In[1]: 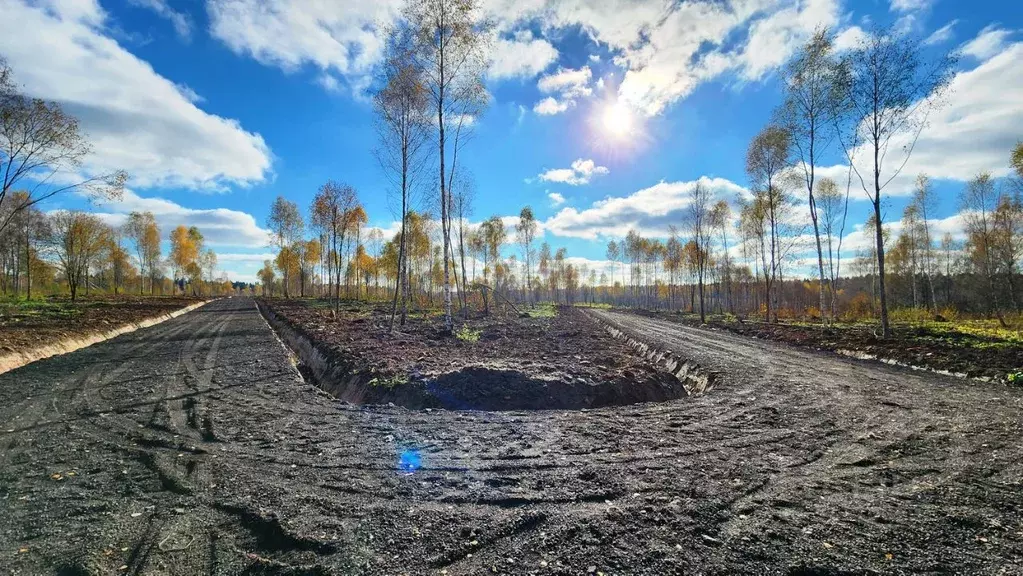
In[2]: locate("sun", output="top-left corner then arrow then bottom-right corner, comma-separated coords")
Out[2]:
601,102 -> 634,139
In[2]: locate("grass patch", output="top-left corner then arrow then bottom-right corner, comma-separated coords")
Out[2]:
367,374 -> 410,389
574,302 -> 612,310
524,303 -> 558,318
0,299 -> 81,322
455,325 -> 482,343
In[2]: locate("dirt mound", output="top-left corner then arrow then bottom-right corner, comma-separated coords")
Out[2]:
258,300 -> 688,411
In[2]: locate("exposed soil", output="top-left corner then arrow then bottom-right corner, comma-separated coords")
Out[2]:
258,298 -> 687,410
1,299 -> 1021,575
0,295 -> 199,354
634,309 -> 1023,382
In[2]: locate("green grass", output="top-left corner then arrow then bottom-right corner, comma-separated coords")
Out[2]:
573,302 -> 613,310
524,303 -> 558,318
455,325 -> 482,343
0,298 -> 81,322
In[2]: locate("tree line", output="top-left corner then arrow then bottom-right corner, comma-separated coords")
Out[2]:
261,15 -> 1022,337
0,199 -> 233,299
0,56 -> 241,300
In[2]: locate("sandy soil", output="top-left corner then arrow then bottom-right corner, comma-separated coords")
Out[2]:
0,298 -> 1020,575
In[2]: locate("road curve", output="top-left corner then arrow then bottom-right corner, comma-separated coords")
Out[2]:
0,299 -> 1020,575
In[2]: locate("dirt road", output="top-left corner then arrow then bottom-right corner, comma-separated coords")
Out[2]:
1,300 -> 1021,575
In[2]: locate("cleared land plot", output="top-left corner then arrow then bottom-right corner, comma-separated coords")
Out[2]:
633,308 -> 1023,383
259,298 -> 686,410
0,298 -> 1020,575
0,295 -> 199,354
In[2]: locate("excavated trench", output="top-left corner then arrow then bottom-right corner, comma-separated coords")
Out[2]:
257,301 -> 716,411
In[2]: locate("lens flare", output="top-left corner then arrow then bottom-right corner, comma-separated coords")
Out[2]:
398,449 -> 422,475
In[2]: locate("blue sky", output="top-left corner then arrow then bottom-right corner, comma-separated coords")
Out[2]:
2,0 -> 1020,283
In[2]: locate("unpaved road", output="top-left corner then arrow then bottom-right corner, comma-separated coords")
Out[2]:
1,299 -> 1021,575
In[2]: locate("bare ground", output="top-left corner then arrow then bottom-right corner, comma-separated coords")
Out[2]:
259,299 -> 685,410
0,295 -> 199,354
632,309 -> 1023,383
0,298 -> 1021,575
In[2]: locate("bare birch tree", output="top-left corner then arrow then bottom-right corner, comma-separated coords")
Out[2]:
746,125 -> 792,322
375,25 -> 431,329
777,28 -> 844,324
837,27 -> 956,337
687,182 -> 712,323
405,0 -> 491,333
0,58 -> 125,236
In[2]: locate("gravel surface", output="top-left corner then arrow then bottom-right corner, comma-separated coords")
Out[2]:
1,298 -> 1021,575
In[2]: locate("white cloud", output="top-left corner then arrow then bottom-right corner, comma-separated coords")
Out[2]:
923,20 -> 958,46
543,176 -> 747,240
216,252 -> 277,263
547,191 -> 566,206
537,66 -> 593,98
834,26 -> 866,52
538,159 -> 609,186
205,0 -> 849,116
735,0 -> 841,82
0,0 -> 272,190
533,96 -> 571,115
533,66 -> 594,115
89,188 -> 271,247
317,73 -> 342,92
889,0 -> 933,13
206,0 -> 401,93
824,39 -> 1023,197
490,30 -> 558,79
128,0 -> 192,40
959,25 -> 1014,60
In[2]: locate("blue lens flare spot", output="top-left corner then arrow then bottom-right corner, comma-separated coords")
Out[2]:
398,449 -> 422,475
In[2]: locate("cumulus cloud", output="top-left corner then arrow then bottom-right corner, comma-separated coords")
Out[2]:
533,66 -> 593,115
89,189 -> 271,247
490,30 -> 558,79
735,0 -> 841,82
834,26 -> 866,52
959,25 -> 1014,60
537,66 -> 593,98
820,37 -> 1023,196
206,0 -> 401,92
0,0 -> 272,190
538,159 -> 609,186
205,0 -> 850,116
543,176 -> 747,240
128,0 -> 192,40
547,191 -> 566,206
533,96 -> 571,115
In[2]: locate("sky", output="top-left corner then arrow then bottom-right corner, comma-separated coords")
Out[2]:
1,0 -> 1020,284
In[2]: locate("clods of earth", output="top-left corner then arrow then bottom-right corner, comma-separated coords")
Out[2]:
258,299 -> 687,410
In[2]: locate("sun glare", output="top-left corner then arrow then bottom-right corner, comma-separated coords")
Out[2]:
601,103 -> 634,139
